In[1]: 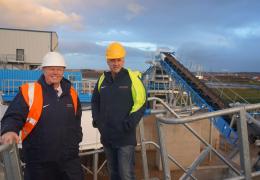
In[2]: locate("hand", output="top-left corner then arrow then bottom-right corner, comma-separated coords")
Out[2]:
1,132 -> 19,144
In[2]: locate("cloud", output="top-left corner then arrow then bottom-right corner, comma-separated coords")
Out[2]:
60,41 -> 105,55
97,29 -> 131,37
1,0 -> 260,72
64,53 -> 107,70
96,41 -> 157,51
126,2 -> 145,20
123,42 -> 156,51
0,0 -> 83,30
176,36 -> 260,72
61,40 -> 150,70
232,24 -> 260,38
61,40 -> 150,59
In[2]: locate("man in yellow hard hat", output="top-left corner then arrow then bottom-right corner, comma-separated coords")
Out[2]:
91,42 -> 146,180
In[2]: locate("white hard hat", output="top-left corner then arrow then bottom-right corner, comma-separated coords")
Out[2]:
41,52 -> 66,68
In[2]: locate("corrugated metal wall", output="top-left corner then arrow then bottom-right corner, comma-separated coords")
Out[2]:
0,69 -> 82,81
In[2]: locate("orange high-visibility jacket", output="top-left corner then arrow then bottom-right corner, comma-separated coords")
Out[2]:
20,82 -> 78,141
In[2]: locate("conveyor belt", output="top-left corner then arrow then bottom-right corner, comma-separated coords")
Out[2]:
160,52 -> 238,145
163,52 -> 229,112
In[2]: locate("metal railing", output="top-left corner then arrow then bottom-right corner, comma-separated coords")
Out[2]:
0,79 -> 96,95
0,143 -> 23,180
139,97 -> 198,180
0,79 -> 33,95
73,80 -> 96,94
0,54 -> 25,62
79,148 -> 106,180
155,101 -> 260,180
0,79 -> 95,102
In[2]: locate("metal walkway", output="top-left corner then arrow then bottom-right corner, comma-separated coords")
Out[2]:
147,97 -> 260,180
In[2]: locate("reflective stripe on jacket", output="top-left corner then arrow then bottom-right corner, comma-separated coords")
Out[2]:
20,82 -> 78,141
97,69 -> 146,113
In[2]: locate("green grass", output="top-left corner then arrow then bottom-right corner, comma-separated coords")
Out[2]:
213,88 -> 260,104
209,77 -> 260,86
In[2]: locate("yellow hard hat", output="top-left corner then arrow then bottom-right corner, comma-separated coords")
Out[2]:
106,42 -> 126,60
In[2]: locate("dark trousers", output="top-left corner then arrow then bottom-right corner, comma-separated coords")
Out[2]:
24,158 -> 84,180
103,145 -> 136,180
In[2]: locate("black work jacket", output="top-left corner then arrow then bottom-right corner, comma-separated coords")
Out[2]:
1,75 -> 82,163
91,68 -> 146,147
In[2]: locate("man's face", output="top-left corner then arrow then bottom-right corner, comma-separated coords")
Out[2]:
42,66 -> 65,85
107,58 -> 125,74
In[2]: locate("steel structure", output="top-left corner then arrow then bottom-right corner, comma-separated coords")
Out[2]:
156,102 -> 260,180
155,52 -> 238,145
0,143 -> 23,180
143,62 -> 193,110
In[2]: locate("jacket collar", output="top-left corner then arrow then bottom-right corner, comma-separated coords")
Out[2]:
38,74 -> 72,95
104,68 -> 128,81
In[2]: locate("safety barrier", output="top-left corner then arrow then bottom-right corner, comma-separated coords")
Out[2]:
0,79 -> 94,103
0,143 -> 23,180
0,69 -> 93,102
154,100 -> 260,180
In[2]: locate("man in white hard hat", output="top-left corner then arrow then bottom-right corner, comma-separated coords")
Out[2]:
1,52 -> 84,180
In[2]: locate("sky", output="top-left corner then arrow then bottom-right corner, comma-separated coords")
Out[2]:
1,0 -> 260,72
